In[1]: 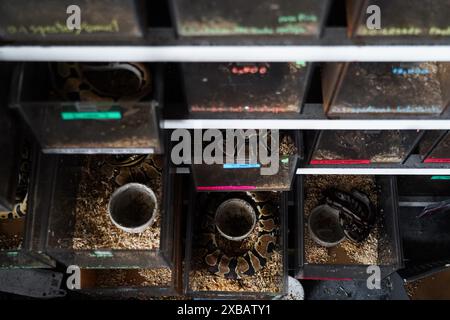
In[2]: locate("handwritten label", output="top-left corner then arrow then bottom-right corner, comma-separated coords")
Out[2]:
392,67 -> 430,75
358,26 -> 450,36
181,12 -> 318,36
6,19 -> 120,36
278,13 -> 317,24
331,105 -> 443,114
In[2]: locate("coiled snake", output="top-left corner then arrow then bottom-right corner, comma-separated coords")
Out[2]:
198,192 -> 280,280
1,63 -> 152,221
324,188 -> 376,243
51,62 -> 152,103
105,154 -> 162,190
0,146 -> 30,221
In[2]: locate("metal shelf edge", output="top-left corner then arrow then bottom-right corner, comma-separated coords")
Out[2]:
161,119 -> 450,130
3,45 -> 450,62
296,168 -> 450,175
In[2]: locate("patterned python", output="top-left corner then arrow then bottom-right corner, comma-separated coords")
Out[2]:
106,154 -> 162,189
51,62 -> 152,104
2,63 -> 152,220
199,192 -> 279,280
0,146 -> 30,221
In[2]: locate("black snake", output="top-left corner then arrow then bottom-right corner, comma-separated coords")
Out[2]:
197,192 -> 280,279
324,188 -> 376,243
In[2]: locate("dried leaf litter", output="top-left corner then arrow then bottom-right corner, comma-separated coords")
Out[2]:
304,175 -> 380,265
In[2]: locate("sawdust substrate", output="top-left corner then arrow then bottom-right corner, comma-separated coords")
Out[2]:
93,268 -> 172,288
69,156 -> 162,250
405,280 -> 422,299
280,134 -> 298,156
189,251 -> 283,294
0,233 -> 23,251
50,137 -> 158,150
189,192 -> 284,294
304,175 -> 380,265
0,219 -> 24,251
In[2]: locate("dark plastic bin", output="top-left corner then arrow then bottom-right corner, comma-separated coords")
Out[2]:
10,62 -> 163,154
415,131 -> 448,163
0,146 -> 55,269
295,175 -> 403,281
184,188 -> 289,298
308,130 -> 421,165
0,0 -> 146,43
190,130 -> 301,192
73,267 -> 181,298
0,104 -> 21,212
397,176 -> 450,282
0,63 -> 20,212
422,131 -> 450,164
34,146 -> 178,270
347,0 -> 450,38
182,62 -> 312,115
170,0 -> 330,38
322,62 -> 450,118
398,175 -> 450,202
303,272 -> 409,300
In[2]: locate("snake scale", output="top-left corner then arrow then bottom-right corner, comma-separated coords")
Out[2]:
324,188 -> 376,243
198,192 -> 280,280
105,154 -> 163,190
1,63 -> 151,221
0,145 -> 30,221
52,62 -> 152,103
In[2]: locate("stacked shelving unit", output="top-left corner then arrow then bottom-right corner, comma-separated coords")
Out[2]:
1,0 -> 449,300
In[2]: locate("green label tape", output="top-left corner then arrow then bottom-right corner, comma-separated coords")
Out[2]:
431,176 -> 450,180
61,111 -> 122,120
6,252 -> 19,257
90,250 -> 114,258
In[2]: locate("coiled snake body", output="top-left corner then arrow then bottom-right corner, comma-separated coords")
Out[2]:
52,62 -> 152,103
105,154 -> 162,189
198,192 -> 280,280
324,188 -> 376,243
0,146 -> 30,221
1,63 -> 151,221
